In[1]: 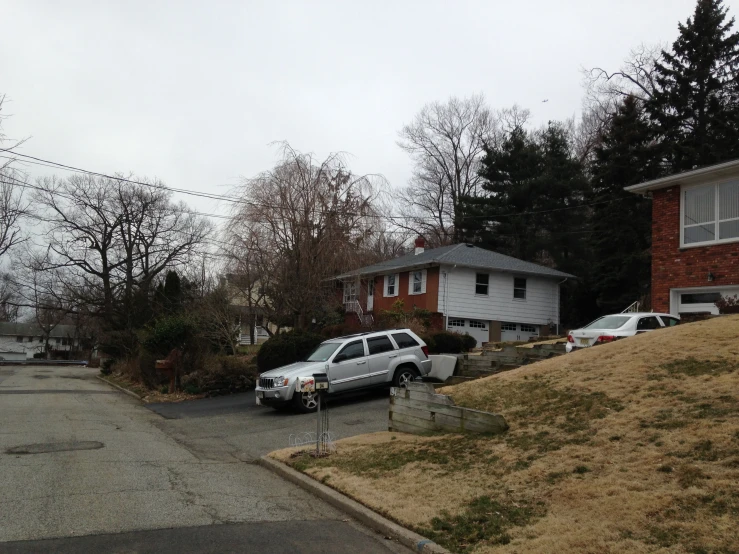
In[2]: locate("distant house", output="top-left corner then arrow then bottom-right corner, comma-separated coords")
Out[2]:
0,323 -> 84,359
221,274 -> 278,345
334,239 -> 574,346
626,159 -> 739,315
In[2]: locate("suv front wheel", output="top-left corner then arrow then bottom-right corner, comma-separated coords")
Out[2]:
393,366 -> 419,389
293,390 -> 319,413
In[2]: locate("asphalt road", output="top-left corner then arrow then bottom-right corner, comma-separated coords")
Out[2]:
146,387 -> 390,461
0,365 -> 401,553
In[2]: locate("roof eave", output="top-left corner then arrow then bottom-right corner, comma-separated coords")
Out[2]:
625,158 -> 739,194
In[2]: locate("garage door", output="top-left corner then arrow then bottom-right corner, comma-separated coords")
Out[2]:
675,286 -> 739,315
501,322 -> 540,342
446,318 -> 489,346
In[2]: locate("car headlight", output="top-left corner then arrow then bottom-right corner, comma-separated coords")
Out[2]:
273,376 -> 289,387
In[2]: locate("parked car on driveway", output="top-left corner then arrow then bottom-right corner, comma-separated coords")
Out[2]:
566,312 -> 679,353
255,329 -> 432,413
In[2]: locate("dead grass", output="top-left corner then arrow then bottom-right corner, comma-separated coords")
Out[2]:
102,372 -> 204,403
272,316 -> 739,553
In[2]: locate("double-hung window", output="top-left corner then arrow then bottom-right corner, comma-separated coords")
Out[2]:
408,270 -> 427,295
475,273 -> 489,295
513,277 -> 527,300
682,180 -> 739,246
384,274 -> 399,297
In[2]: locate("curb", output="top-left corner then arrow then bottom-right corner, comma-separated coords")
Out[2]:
96,375 -> 144,401
257,455 -> 450,554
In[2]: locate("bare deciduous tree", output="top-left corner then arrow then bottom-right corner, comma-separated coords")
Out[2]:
228,142 -> 387,328
0,95 -> 29,259
397,94 -> 497,244
32,174 -> 212,330
577,43 -> 663,162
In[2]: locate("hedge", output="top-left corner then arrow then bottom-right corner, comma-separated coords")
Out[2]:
256,329 -> 324,372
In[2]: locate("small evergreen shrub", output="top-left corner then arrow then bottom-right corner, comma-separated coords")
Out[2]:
256,330 -> 324,371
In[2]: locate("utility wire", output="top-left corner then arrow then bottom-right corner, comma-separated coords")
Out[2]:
0,149 -> 632,222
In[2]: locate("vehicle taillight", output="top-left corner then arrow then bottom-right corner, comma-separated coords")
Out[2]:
567,334 -> 574,343
596,335 -> 617,343
421,345 -> 429,358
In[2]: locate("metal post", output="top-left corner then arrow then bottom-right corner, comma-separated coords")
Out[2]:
315,393 -> 321,457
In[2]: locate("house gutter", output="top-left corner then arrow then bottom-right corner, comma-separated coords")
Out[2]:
625,158 -> 739,194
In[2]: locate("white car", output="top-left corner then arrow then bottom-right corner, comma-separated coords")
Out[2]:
566,312 -> 680,353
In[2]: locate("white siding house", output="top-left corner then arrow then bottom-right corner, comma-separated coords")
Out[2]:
438,265 -> 562,344
335,242 -> 574,346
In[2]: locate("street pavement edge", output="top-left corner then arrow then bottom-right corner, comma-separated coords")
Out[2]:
257,455 -> 450,554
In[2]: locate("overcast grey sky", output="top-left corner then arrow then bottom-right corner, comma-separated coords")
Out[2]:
2,0 -> 736,216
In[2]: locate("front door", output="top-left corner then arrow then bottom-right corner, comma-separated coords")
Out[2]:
366,279 -> 374,312
329,339 -> 369,392
366,335 -> 397,385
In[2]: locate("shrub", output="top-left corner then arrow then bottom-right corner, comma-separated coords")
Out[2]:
143,314 -> 199,356
378,299 -> 432,332
181,355 -> 259,396
715,294 -> 739,313
426,331 -> 464,354
460,333 -> 477,351
33,352 -> 45,359
256,329 -> 324,371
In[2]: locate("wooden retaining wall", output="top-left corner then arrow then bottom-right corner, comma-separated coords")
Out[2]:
389,382 -> 508,435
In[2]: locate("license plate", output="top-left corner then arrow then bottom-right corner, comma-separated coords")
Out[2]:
578,338 -> 590,346
256,391 -> 264,398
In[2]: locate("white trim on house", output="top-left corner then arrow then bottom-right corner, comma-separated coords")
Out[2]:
408,269 -> 427,295
625,158 -> 739,194
384,274 -> 399,297
669,285 -> 739,316
679,179 -> 739,248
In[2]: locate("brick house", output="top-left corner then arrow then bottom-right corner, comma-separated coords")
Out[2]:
334,239 -> 574,346
626,159 -> 739,315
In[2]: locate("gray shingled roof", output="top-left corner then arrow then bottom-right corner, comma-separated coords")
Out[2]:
0,322 -> 79,338
335,244 -> 575,280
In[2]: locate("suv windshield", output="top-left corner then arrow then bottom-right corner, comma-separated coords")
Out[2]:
583,315 -> 631,330
305,342 -> 341,362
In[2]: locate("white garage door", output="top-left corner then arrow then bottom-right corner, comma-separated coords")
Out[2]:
447,318 -> 489,346
501,322 -> 540,342
674,286 -> 739,315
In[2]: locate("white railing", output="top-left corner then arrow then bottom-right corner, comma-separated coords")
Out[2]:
621,301 -> 640,313
345,300 -> 374,327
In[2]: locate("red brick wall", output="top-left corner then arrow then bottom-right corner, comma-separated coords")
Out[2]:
371,267 -> 440,313
652,186 -> 739,312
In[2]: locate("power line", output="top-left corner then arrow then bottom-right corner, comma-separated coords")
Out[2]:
1,149 -> 632,222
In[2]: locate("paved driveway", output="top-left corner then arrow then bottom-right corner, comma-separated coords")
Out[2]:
0,365 -> 401,553
146,388 -> 390,461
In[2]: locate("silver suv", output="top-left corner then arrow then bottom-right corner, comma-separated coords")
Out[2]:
255,329 -> 432,412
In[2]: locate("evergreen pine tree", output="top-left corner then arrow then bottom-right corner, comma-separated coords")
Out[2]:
589,96 -> 662,312
461,126 -> 544,260
648,0 -> 739,171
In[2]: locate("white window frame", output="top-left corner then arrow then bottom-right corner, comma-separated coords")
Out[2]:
468,320 -> 487,329
448,318 -> 465,328
680,180 -> 739,248
501,322 -> 517,331
408,269 -> 427,295
384,274 -> 399,297
475,273 -> 489,296
343,281 -> 358,304
513,277 -> 527,300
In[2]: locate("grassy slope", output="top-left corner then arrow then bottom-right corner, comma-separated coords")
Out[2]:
273,317 -> 739,553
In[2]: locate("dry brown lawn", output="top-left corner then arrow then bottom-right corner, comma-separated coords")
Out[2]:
272,316 -> 739,553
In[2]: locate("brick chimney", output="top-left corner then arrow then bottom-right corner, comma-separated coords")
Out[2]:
414,236 -> 425,255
